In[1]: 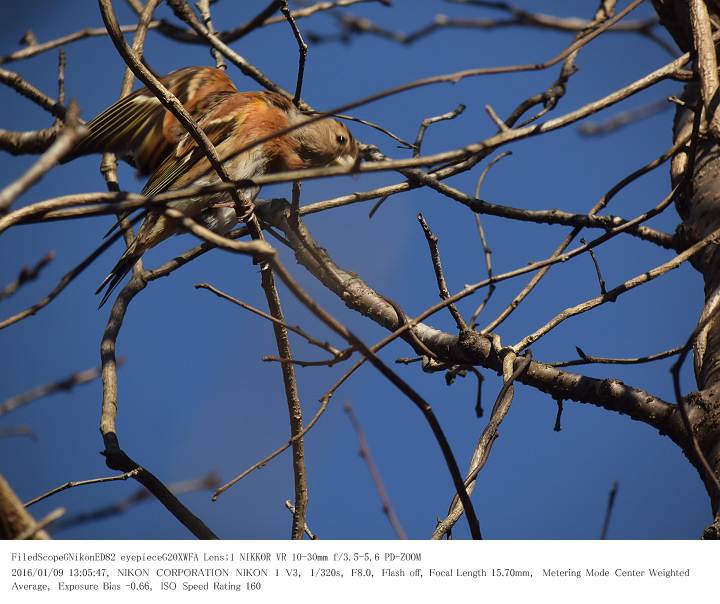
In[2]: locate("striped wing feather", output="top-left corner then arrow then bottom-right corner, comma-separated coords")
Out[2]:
69,66 -> 237,175
142,93 -> 291,197
141,109 -> 239,197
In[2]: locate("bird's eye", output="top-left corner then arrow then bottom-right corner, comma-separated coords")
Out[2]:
336,134 -> 347,145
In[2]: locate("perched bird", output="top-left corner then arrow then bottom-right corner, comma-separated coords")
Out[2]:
68,66 -> 358,306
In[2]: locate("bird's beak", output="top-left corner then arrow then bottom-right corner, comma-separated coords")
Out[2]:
331,153 -> 357,168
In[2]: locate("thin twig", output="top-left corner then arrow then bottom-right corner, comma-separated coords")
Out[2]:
600,481 -> 619,539
331,113 -> 414,148
417,213 -> 467,331
281,0 -> 308,105
550,345 -> 682,368
0,362 -> 115,417
442,364 -> 484,417
485,104 -> 510,131
344,402 -> 408,539
513,214 -> 714,352
582,238 -> 607,294
310,1 -> 670,53
195,283 -> 345,359
0,67 -> 65,118
0,122 -> 64,155
553,398 -> 564,432
0,226 -> 130,331
0,426 -> 36,440
195,0 -> 226,69
263,354 -> 347,367
0,23 -> 171,66
469,152 -> 511,328
214,332 -> 389,500
413,104 -> 466,156
258,262 -> 309,540
195,0 -> 283,43
481,133 -> 691,334
469,366 -> 485,418
0,251 -> 56,302
395,356 -> 422,365
125,1 -> 375,47
56,49 -> 66,107
24,469 -> 141,508
52,473 -> 220,532
578,98 -> 670,135
1,162 -> 676,245
0,103 -> 85,214
504,0 -> 615,128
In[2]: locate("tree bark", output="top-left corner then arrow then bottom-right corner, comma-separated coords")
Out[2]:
0,475 -> 49,539
654,0 -> 720,535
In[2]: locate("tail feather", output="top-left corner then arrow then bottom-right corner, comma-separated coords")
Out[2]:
96,245 -> 142,308
102,210 -> 133,239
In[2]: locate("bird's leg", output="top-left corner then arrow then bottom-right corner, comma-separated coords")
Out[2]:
233,189 -> 259,223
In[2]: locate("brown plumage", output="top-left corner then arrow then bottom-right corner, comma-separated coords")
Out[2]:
68,67 -> 358,306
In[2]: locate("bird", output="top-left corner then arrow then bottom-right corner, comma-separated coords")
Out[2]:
67,66 -> 359,306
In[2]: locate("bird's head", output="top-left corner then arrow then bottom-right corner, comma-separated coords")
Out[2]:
292,115 -> 359,169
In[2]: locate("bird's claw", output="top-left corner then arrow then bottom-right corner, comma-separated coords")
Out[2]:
234,199 -> 256,223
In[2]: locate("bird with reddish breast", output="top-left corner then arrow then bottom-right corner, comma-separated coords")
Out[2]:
68,66 -> 358,306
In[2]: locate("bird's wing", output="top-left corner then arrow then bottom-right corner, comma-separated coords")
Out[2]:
142,93 -> 291,198
141,110 -> 240,197
68,66 -> 237,175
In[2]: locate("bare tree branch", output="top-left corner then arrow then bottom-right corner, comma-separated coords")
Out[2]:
0,251 -> 55,302
0,103 -> 84,214
51,473 -> 220,532
14,507 -> 65,540
600,481 -> 619,539
344,402 -> 408,539
24,469 -> 141,508
0,475 -> 49,539
0,362 -> 112,417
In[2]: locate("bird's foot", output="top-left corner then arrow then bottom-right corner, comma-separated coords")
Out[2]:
233,199 -> 256,223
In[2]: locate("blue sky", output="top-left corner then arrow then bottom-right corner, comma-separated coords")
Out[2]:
0,1 -> 709,539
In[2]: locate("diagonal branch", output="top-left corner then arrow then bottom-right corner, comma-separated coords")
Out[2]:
0,251 -> 55,302
0,362 -> 110,417
0,104 -> 84,214
432,350 -> 531,539
344,402 -> 408,539
256,199 -> 682,442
